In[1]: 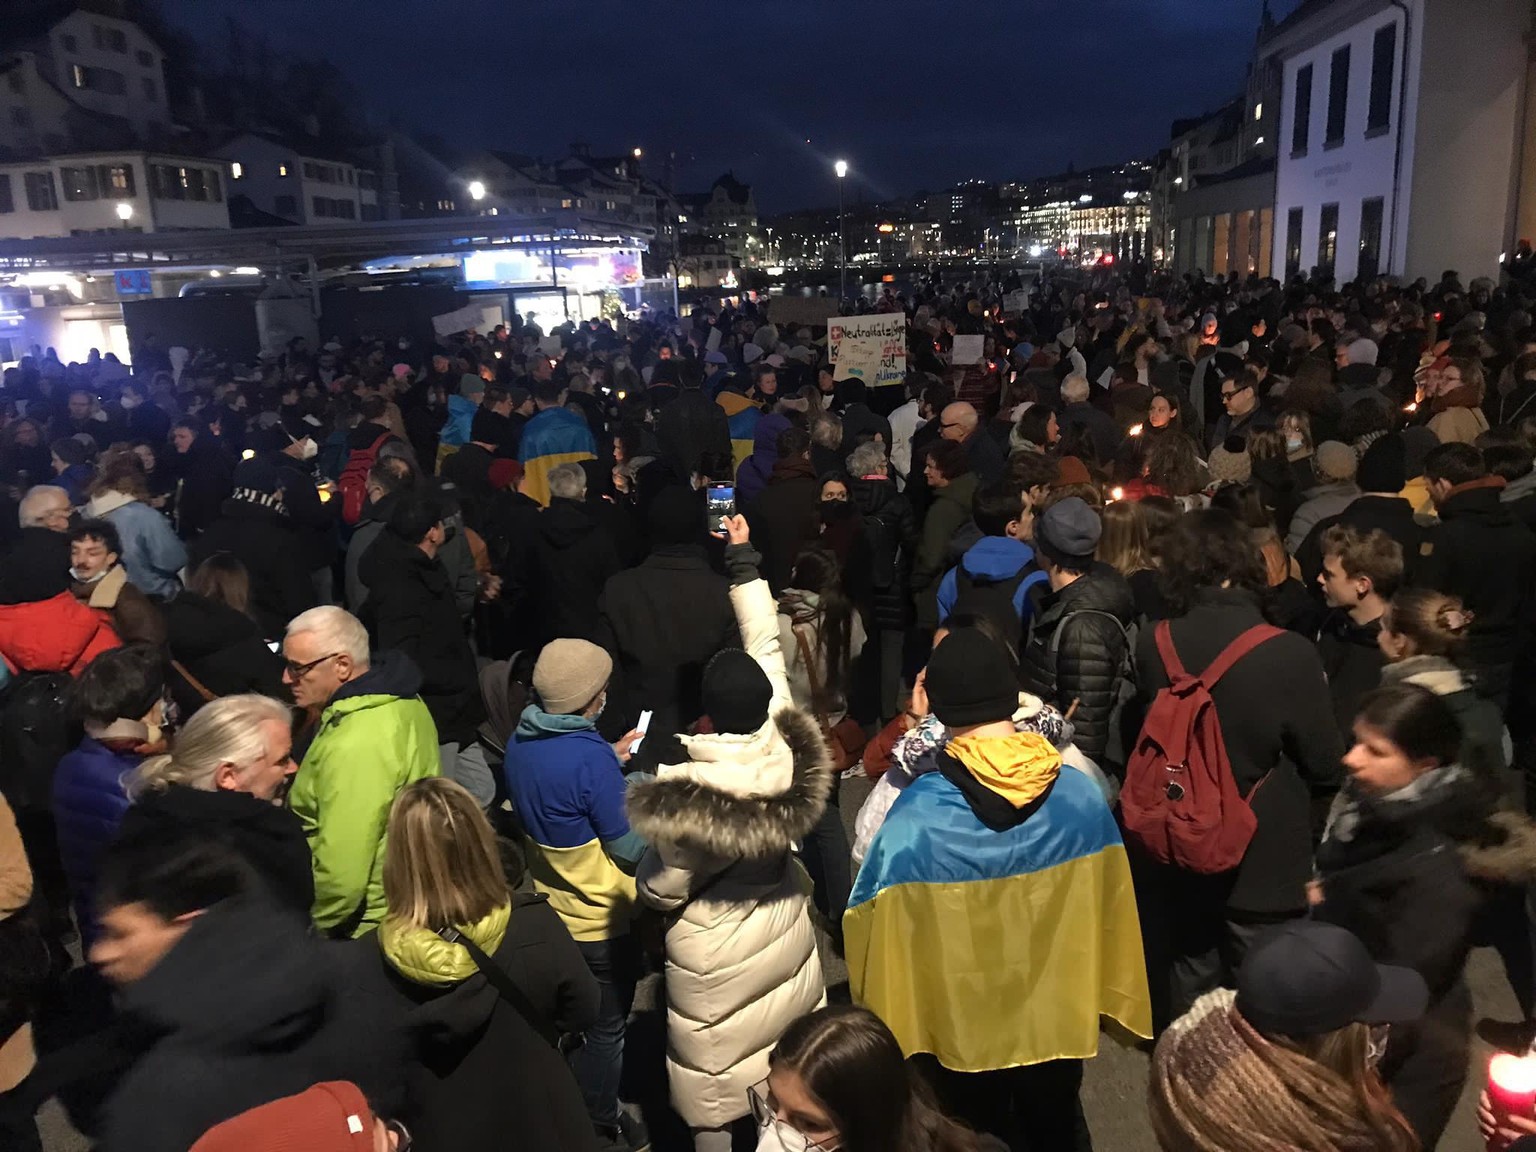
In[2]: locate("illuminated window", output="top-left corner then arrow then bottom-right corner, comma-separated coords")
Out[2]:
278,164 -> 288,177
1254,102 -> 1263,121
561,198 -> 573,208
231,162 -> 243,179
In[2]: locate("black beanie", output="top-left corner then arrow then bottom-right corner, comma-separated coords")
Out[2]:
926,628 -> 1018,728
648,485 -> 700,548
703,648 -> 772,734
1357,433 -> 1406,493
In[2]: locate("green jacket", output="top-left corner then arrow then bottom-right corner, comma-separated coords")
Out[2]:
913,471 -> 979,630
289,651 -> 440,937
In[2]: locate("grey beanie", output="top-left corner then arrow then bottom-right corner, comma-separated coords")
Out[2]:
533,638 -> 612,715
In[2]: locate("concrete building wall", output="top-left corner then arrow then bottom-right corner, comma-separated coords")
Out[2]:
44,10 -> 169,138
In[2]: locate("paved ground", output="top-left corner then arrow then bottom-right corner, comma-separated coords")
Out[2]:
38,774 -> 1511,1150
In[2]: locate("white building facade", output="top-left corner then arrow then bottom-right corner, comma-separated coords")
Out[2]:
1270,0 -> 1534,284
0,150 -> 229,238
217,133 -> 379,226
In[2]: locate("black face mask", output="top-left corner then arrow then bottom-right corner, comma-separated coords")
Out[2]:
819,500 -> 856,525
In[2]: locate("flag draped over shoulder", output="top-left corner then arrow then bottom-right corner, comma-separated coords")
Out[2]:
844,766 -> 1152,1072
518,407 -> 597,506
716,391 -> 762,473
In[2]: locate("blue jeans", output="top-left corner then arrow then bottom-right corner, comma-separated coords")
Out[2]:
572,934 -> 639,1129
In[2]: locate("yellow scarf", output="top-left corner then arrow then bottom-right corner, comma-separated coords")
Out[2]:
379,902 -> 511,986
946,731 -> 1062,809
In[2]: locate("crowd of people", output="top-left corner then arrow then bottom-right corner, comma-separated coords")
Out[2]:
0,259 -> 1534,1152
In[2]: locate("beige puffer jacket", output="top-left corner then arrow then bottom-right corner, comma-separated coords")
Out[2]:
628,570 -> 832,1130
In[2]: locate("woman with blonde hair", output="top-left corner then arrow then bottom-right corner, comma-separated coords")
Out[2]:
352,777 -> 602,1152
1152,920 -> 1424,1152
120,692 -> 312,919
1097,499 -> 1152,580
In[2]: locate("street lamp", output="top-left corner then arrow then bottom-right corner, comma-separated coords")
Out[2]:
834,160 -> 848,299
468,180 -> 486,202
115,202 -> 133,221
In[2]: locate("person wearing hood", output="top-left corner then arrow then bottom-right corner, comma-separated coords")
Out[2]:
353,778 -> 603,1152
1314,684 -> 1536,1147
503,640 -> 648,1150
81,451 -> 185,599
528,462 -> 623,646
82,826 -> 400,1152
359,492 -> 492,809
735,411 -> 793,509
0,520 -> 120,678
626,517 -> 832,1152
1316,527 -> 1402,739
438,373 -> 486,461
1284,441 -> 1362,555
187,458 -> 316,641
248,423 -> 336,599
283,606 -> 439,938
1418,442 -> 1536,705
169,416 -> 233,541
67,519 -> 164,646
600,486 -> 739,768
51,644 -> 168,948
846,626 -> 1151,1150
934,478 -> 1047,626
119,693 -> 312,920
48,436 -> 94,507
746,424 -> 821,594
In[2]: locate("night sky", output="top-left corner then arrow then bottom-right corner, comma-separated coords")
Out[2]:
165,0 -> 1299,213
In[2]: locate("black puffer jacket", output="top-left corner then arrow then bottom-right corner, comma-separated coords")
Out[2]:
847,476 -> 918,632
1019,563 -> 1135,764
532,497 -> 622,645
161,591 -> 286,716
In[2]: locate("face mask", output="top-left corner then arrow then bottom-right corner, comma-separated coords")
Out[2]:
70,565 -> 107,585
298,437 -> 318,460
756,1118 -> 815,1152
1286,435 -> 1304,453
120,396 -> 139,410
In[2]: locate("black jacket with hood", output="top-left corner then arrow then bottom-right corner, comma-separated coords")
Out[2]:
846,476 -> 918,632
350,893 -> 601,1152
532,497 -> 622,646
99,895 -> 401,1152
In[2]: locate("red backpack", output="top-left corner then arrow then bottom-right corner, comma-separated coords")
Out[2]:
337,432 -> 391,526
1119,620 -> 1282,874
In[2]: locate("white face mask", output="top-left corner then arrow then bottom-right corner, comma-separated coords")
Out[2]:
1286,435 -> 1304,453
756,1119 -> 815,1152
70,565 -> 107,585
298,437 -> 318,460
120,395 -> 139,410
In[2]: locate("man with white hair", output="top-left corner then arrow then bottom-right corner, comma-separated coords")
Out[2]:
1058,373 -> 1121,465
938,401 -> 1005,483
283,604 -> 438,938
18,485 -> 72,532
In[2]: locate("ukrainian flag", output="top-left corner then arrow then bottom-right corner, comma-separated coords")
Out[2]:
519,407 -> 597,506
716,391 -> 762,473
844,766 -> 1152,1072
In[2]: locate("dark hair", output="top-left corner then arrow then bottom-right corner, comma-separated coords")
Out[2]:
367,455 -> 415,497
70,518 -> 122,556
1476,426 -> 1534,481
770,1005 -> 984,1152
926,438 -> 970,481
95,824 -> 252,922
1014,406 -> 1057,449
73,643 -> 165,727
1354,683 -> 1462,768
973,478 -> 1024,538
1155,508 -> 1267,616
359,395 -> 390,422
1141,434 -> 1203,497
188,552 -> 251,615
1422,442 -> 1486,487
921,382 -> 953,414
1208,481 -> 1273,530
532,379 -> 564,405
837,378 -> 868,407
776,426 -> 812,460
483,385 -> 509,407
783,547 -> 855,710
1137,494 -> 1182,542
172,415 -> 203,435
1008,450 -> 1058,492
387,490 -> 446,545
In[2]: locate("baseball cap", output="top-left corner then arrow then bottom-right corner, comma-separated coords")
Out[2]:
1235,920 -> 1427,1037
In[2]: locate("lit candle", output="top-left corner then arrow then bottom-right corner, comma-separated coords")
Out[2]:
1488,1053 -> 1536,1123
1404,402 -> 1418,413
1128,424 -> 1144,437
1110,487 -> 1125,502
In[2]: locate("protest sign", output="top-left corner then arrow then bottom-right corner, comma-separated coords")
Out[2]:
828,313 -> 907,386
432,303 -> 490,338
1004,290 -> 1028,315
833,336 -> 886,383
951,334 -> 984,365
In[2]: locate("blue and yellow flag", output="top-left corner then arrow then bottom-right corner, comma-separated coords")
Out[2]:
518,407 -> 597,506
844,766 -> 1152,1072
716,390 -> 762,473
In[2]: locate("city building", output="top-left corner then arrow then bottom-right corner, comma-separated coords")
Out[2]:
216,131 -> 380,226
1269,0 -> 1535,283
0,148 -> 229,238
1,1 -> 172,151
1000,163 -> 1153,262
678,172 -> 760,265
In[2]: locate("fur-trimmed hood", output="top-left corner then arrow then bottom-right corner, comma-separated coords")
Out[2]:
1462,809 -> 1536,885
627,706 -> 832,860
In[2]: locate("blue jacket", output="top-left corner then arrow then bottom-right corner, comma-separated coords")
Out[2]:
935,536 -> 1047,624
97,498 -> 187,598
439,394 -> 479,449
57,463 -> 94,506
52,736 -> 140,939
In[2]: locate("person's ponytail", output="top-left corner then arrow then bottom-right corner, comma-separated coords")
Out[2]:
126,694 -> 293,801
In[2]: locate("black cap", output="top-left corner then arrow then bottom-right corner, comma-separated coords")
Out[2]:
1236,921 -> 1428,1036
925,628 -> 1018,728
703,648 -> 772,735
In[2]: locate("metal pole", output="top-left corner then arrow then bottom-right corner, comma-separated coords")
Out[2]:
838,177 -> 846,300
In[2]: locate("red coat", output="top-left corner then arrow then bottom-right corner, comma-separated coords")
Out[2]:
0,593 -> 120,676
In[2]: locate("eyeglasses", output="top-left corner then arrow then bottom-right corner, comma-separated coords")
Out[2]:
1220,386 -> 1248,401
749,1083 -> 839,1152
283,652 -> 341,679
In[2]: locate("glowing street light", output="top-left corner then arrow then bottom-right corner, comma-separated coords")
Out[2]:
834,160 -> 849,298
115,202 -> 133,221
632,147 -> 643,159
468,180 -> 486,202
834,159 -> 848,179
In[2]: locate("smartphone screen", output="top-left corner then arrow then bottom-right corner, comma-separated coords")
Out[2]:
706,483 -> 736,532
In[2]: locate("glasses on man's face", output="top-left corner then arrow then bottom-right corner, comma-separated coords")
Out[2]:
1220,386 -> 1245,402
749,1082 -> 838,1152
283,652 -> 340,680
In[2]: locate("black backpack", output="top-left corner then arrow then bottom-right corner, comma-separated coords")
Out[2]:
0,671 -> 79,813
952,564 -> 1036,631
